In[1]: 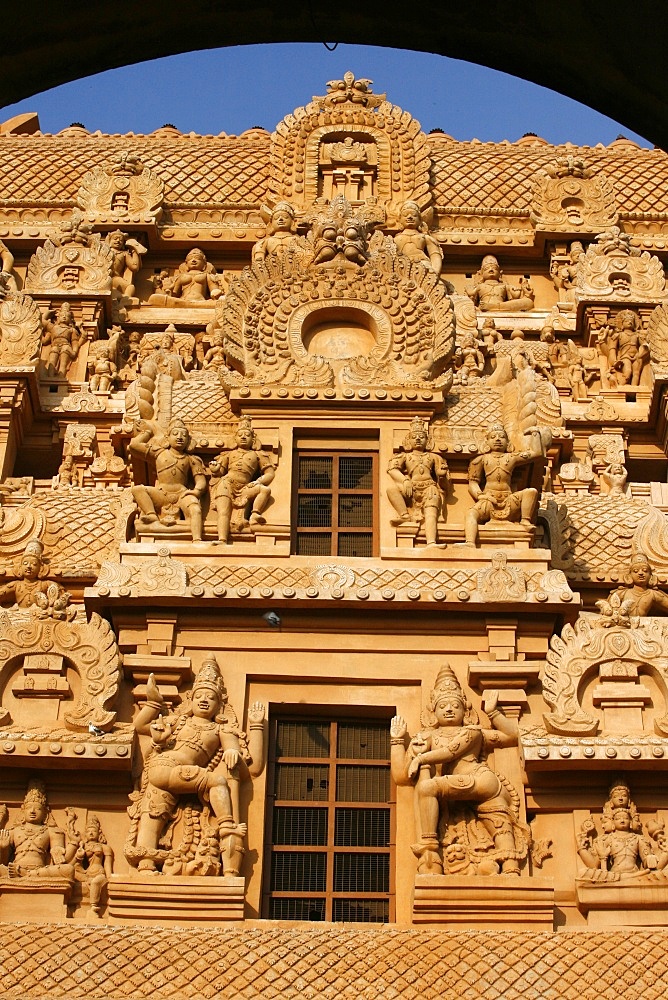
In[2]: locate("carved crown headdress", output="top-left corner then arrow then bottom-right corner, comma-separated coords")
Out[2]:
194,654 -> 227,701
429,664 -> 467,708
24,778 -> 48,807
23,538 -> 44,561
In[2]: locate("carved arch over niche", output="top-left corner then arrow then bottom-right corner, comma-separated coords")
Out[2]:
0,607 -> 121,731
270,99 -> 432,216
543,613 -> 668,736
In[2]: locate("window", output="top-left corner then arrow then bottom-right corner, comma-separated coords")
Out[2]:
293,452 -> 377,556
263,717 -> 394,923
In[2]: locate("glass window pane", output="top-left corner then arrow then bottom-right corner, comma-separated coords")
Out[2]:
271,852 -> 327,892
336,765 -> 390,802
337,533 -> 372,557
339,456 -> 373,490
337,723 -> 390,760
335,808 -> 390,847
298,495 -> 332,527
269,898 -> 326,921
299,456 -> 332,490
295,532 -> 332,555
276,721 -> 330,758
275,763 -> 330,801
334,852 -> 389,893
333,899 -> 389,923
274,807 -> 328,846
338,495 -> 373,528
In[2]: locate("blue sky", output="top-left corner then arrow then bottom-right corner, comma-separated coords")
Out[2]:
0,43 -> 651,147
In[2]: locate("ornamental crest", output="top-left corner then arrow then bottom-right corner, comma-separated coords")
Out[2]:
575,227 -> 667,303
26,231 -> 115,296
77,153 -> 164,222
0,281 -> 42,366
530,157 -> 618,232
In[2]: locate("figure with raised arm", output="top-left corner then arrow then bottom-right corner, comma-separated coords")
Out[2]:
467,255 -> 534,312
387,416 -> 449,546
208,416 -> 275,543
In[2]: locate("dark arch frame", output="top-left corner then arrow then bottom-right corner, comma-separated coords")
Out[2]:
1,1 -> 666,148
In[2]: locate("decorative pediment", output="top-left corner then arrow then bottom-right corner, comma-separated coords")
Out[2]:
0,600 -> 122,731
0,281 -> 42,366
543,613 -> 668,737
77,152 -> 164,223
575,227 -> 667,303
217,203 -> 454,391
25,220 -> 115,296
270,72 -> 432,217
530,157 -> 618,232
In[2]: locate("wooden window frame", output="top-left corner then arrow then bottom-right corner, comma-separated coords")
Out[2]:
262,715 -> 395,923
292,449 -> 378,557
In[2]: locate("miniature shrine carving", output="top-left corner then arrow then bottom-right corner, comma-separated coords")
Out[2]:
129,418 -> 206,540
391,665 -> 528,876
0,277 -> 42,367
467,255 -> 534,312
387,416 -> 449,546
530,158 -> 617,232
77,153 -> 165,223
596,310 -> 649,387
25,215 -> 115,296
126,657 -> 265,876
0,780 -> 74,882
577,780 -> 668,882
208,416 -> 275,543
464,424 -> 547,545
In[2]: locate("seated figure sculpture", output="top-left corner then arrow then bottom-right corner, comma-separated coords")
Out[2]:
208,416 -> 275,543
465,423 -> 546,545
393,201 -> 443,273
128,657 -> 265,875
599,552 -> 668,618
578,779 -> 668,882
148,248 -> 223,306
0,780 -> 75,881
391,665 -> 526,876
386,416 -> 449,546
468,255 -> 534,312
130,418 -> 206,540
0,538 -> 52,608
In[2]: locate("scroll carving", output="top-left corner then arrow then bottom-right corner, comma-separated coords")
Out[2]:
530,157 -> 618,232
77,153 -> 164,223
0,280 -> 42,367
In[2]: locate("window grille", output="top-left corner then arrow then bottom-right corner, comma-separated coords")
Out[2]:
293,452 -> 377,556
264,717 -> 394,922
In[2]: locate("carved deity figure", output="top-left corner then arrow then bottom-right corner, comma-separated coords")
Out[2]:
551,241 -> 584,306
88,344 -> 118,392
130,418 -> 207,540
597,309 -> 649,387
455,332 -> 485,381
601,553 -> 668,618
0,780 -> 75,881
467,255 -> 534,312
600,462 -> 628,497
202,330 -> 226,370
105,230 -> 146,301
578,779 -> 668,882
391,665 -> 526,876
252,203 -> 303,265
393,201 -> 443,273
208,416 -> 275,543
465,424 -> 545,545
68,810 -> 113,915
142,326 -> 191,379
310,196 -> 369,266
149,248 -> 222,306
387,416 -> 449,546
127,657 -> 265,875
42,302 -> 84,376
0,538 -> 53,608
0,239 -> 18,292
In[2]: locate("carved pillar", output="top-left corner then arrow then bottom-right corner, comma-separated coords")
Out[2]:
0,376 -> 35,480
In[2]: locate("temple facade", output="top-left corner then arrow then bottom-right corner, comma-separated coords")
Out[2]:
1,73 -> 668,997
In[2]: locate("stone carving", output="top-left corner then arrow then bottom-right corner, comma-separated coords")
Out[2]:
88,342 -> 118,392
394,201 -> 443,273
125,656 -> 265,876
208,416 -> 276,543
391,665 -> 528,876
531,158 -> 617,232
137,327 -> 192,379
578,780 -> 668,882
596,310 -> 649,387
136,547 -> 188,594
77,153 -> 164,222
465,424 -> 547,545
475,552 -> 527,602
202,330 -> 226,370
148,248 -> 223,307
600,462 -> 628,497
320,72 -> 386,109
575,227 -> 667,302
387,416 -> 449,546
0,278 -> 42,367
550,241 -> 584,308
0,538 -> 53,608
454,331 -> 485,382
67,810 -> 113,915
63,422 -> 96,459
0,780 -> 74,882
467,256 -> 534,312
130,418 -> 207,540
105,230 -> 146,317
252,202 -> 306,265
0,240 -> 18,292
646,302 -> 668,367
310,195 -> 370,266
598,553 -> 668,620
25,216 -> 115,295
217,212 -> 454,390
41,302 -> 85,376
